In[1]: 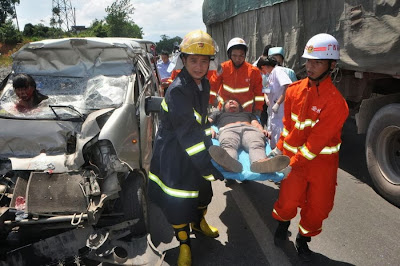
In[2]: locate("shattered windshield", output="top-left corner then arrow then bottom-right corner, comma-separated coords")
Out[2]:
0,74 -> 129,120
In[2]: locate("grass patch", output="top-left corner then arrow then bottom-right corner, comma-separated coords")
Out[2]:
0,55 -> 12,67
0,39 -> 31,67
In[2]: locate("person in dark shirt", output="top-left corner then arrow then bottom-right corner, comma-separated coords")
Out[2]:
208,99 -> 289,173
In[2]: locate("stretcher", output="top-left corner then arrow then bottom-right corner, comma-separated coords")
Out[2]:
210,128 -> 284,182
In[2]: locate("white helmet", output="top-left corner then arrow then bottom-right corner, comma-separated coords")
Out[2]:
302,33 -> 340,60
227,37 -> 248,55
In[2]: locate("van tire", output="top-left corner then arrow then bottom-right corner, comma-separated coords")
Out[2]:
119,171 -> 149,236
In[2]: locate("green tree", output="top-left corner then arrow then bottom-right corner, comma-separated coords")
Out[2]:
122,22 -> 142,38
21,23 -> 64,39
156,35 -> 182,54
0,19 -> 22,44
87,19 -> 108,37
31,24 -> 50,38
23,23 -> 35,37
104,0 -> 143,38
0,0 -> 19,25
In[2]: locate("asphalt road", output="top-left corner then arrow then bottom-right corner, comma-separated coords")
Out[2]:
149,118 -> 400,266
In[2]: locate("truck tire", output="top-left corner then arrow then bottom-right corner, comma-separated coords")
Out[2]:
119,171 -> 149,236
366,103 -> 400,207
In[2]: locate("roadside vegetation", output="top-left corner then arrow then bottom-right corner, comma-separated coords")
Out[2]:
0,0 -> 181,66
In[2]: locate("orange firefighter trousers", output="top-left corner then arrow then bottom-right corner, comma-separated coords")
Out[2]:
272,153 -> 339,237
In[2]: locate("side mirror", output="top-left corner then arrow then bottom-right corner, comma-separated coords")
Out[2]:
145,96 -> 163,115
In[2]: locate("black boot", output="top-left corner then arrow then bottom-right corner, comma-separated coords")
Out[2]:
274,220 -> 290,246
295,233 -> 313,262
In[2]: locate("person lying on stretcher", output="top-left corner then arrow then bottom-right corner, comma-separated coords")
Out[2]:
208,99 -> 290,173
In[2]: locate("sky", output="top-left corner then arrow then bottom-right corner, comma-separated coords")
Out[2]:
14,0 -> 206,42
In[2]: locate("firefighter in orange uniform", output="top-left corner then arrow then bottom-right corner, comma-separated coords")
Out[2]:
271,33 -> 349,261
209,37 -> 264,115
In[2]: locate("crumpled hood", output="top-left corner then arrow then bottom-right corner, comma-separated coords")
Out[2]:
0,119 -> 79,158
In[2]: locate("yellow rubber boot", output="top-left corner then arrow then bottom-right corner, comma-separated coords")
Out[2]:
177,244 -> 191,266
191,207 -> 219,238
172,224 -> 192,266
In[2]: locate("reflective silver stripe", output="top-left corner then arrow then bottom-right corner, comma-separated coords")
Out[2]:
217,95 -> 224,103
300,145 -> 316,160
282,128 -> 289,137
283,141 -> 298,154
299,224 -> 310,235
161,99 -> 168,112
204,128 -> 212,136
223,84 -> 249,93
186,142 -> 206,156
242,99 -> 254,108
255,96 -> 264,102
299,223 -> 321,235
291,113 -> 319,130
272,208 -> 289,221
210,91 -> 217,96
203,174 -> 216,181
193,109 -> 202,124
283,141 -> 341,158
149,172 -> 199,198
320,143 -> 341,154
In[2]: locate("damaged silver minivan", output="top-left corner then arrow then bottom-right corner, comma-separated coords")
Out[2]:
0,38 -> 164,265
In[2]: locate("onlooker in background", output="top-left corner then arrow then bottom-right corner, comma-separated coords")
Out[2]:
209,37 -> 264,116
257,56 -> 291,149
268,47 -> 297,82
157,50 -> 172,94
157,50 -> 172,79
172,41 -> 180,55
253,44 -> 272,67
254,44 -> 273,128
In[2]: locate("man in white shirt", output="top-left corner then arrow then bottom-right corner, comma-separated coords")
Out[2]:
157,50 -> 172,93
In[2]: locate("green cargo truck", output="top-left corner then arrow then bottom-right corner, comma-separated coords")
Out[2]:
203,0 -> 400,206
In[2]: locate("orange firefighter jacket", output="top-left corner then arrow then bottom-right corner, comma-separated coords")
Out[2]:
277,77 -> 349,169
209,60 -> 264,112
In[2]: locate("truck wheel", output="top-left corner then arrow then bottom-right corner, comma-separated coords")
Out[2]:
119,171 -> 149,236
366,103 -> 400,207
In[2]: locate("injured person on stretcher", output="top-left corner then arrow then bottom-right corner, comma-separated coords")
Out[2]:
208,99 -> 290,174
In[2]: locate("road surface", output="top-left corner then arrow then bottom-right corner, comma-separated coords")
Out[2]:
149,118 -> 400,265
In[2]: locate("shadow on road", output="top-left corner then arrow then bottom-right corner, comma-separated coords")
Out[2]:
274,238 -> 355,266
339,118 -> 372,186
148,178 -> 358,265
148,200 -> 227,266
237,180 -> 356,266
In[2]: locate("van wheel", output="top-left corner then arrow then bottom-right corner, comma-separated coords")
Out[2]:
119,171 -> 149,236
366,104 -> 400,207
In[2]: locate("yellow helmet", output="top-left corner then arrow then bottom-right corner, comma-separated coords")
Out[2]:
180,30 -> 218,56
